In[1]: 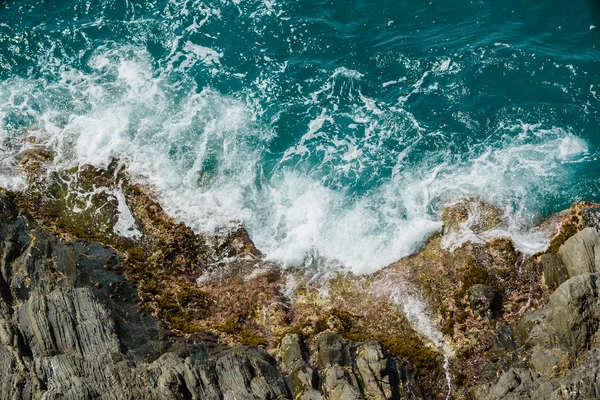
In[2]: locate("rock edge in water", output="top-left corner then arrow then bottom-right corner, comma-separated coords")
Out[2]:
0,190 -> 428,400
7,156 -> 600,399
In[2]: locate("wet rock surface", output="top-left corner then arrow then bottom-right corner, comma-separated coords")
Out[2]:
472,206 -> 600,400
466,284 -> 502,320
0,192 -> 426,399
7,159 -> 450,398
8,157 -> 600,399
540,253 -> 568,290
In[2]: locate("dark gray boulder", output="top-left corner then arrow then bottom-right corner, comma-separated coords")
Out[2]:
540,253 -> 568,290
548,273 -> 600,355
467,284 -> 502,319
317,331 -> 350,369
487,368 -> 540,400
558,227 -> 600,278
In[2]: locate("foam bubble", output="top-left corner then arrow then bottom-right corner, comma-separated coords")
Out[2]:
332,67 -> 364,80
183,41 -> 223,66
557,135 -> 588,161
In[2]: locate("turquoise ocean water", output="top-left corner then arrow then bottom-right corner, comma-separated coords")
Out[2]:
1,0 -> 599,273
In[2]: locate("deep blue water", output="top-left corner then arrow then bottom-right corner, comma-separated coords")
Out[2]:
1,0 -> 599,272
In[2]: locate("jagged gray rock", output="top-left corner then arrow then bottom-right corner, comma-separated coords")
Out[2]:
317,331 -> 349,369
280,334 -> 322,399
0,193 -> 424,400
514,309 -> 549,346
0,193 -> 289,400
530,348 -> 600,399
277,333 -> 424,400
481,353 -> 600,400
280,333 -> 305,370
558,227 -> 600,278
487,368 -> 540,400
528,345 -> 569,377
477,223 -> 600,400
316,332 -> 361,399
548,273 -> 600,355
0,194 -> 289,400
540,253 -> 568,290
322,365 -> 363,400
514,309 -> 558,350
355,342 -> 394,400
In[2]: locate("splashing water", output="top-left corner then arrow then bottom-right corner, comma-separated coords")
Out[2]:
389,284 -> 454,398
0,0 -> 599,274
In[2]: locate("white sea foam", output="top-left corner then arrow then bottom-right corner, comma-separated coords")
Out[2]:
112,189 -> 142,238
421,131 -> 589,255
0,42 -> 591,275
249,172 -> 442,274
184,41 -> 223,66
332,67 -> 364,80
387,283 -> 453,398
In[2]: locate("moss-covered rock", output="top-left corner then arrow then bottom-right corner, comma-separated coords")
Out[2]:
546,201 -> 599,254
20,156 -> 600,398
441,198 -> 505,234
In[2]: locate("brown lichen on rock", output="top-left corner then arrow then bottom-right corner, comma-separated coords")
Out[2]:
18,146 -> 55,182
18,154 -> 590,398
12,155 -> 267,341
388,200 -> 547,390
441,198 -> 505,234
546,201 -> 600,253
15,161 -> 123,243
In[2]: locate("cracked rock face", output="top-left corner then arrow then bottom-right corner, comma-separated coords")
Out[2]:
558,227 -> 600,278
279,333 -> 422,400
475,219 -> 600,400
0,192 -> 290,400
0,192 -> 425,400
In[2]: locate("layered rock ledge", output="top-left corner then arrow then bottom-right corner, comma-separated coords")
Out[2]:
4,154 -> 600,399
0,191 -> 423,400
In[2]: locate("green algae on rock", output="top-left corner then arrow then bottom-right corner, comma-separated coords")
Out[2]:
11,151 -> 600,399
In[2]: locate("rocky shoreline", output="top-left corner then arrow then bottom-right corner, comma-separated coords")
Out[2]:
2,154 -> 600,399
